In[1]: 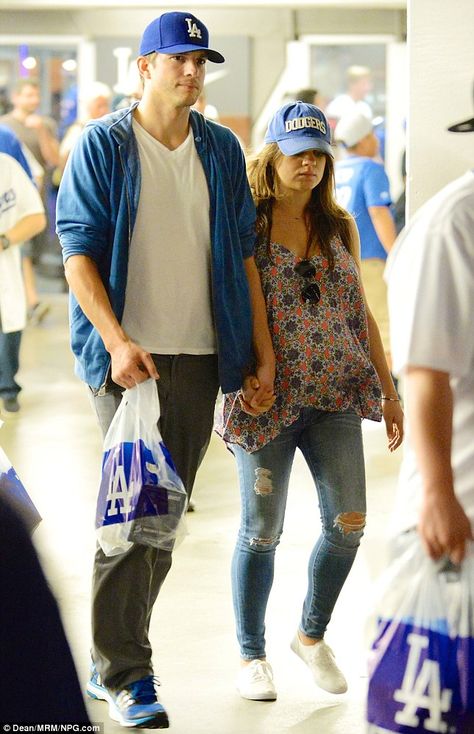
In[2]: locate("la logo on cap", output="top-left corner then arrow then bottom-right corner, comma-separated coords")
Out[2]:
185,17 -> 202,39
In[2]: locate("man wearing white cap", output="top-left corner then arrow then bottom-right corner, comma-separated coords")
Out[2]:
334,110 -> 397,367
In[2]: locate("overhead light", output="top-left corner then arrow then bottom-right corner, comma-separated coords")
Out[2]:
22,56 -> 37,70
62,59 -> 77,72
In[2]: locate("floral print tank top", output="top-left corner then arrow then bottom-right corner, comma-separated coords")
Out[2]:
220,236 -> 382,453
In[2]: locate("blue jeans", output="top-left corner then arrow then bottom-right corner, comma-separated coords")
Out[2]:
231,408 -> 366,660
0,329 -> 22,399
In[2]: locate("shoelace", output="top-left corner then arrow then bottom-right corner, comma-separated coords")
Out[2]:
118,675 -> 162,708
248,661 -> 273,683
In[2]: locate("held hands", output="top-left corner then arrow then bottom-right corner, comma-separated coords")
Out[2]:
418,491 -> 473,565
239,374 -> 276,417
382,398 -> 404,451
110,340 -> 159,389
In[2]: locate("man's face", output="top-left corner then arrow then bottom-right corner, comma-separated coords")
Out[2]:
352,75 -> 372,101
13,84 -> 40,115
143,50 -> 207,108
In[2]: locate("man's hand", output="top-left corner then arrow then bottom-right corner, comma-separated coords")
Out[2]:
418,490 -> 473,565
239,375 -> 275,416
110,340 -> 159,389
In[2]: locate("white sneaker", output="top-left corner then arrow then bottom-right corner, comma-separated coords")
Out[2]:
236,659 -> 277,701
290,633 -> 348,694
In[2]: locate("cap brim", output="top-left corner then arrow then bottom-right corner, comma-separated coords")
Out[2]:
275,137 -> 334,158
447,116 -> 474,133
144,43 -> 225,63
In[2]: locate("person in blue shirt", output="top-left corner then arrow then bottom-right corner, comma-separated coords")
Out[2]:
334,110 -> 397,368
0,124 -> 33,177
56,11 -> 274,729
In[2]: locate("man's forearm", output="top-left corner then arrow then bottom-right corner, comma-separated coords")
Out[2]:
2,213 -> 46,245
405,367 -> 454,496
368,205 -> 397,254
38,125 -> 60,168
64,254 -> 127,353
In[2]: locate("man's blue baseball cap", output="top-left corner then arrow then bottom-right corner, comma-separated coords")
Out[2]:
265,101 -> 333,157
139,12 -> 225,64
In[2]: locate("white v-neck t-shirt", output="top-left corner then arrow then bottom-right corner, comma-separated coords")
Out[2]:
121,120 -> 216,354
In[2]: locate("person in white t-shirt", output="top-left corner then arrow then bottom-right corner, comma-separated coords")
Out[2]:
0,152 -> 46,415
57,82 -> 112,177
326,66 -> 373,130
386,106 -> 474,565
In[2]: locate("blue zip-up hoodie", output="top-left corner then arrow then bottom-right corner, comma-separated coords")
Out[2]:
56,104 -> 256,393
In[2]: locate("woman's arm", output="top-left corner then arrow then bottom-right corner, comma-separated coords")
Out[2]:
347,217 -> 403,450
241,255 -> 276,414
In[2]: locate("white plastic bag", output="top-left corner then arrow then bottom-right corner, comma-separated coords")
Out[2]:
95,379 -> 188,556
366,536 -> 474,733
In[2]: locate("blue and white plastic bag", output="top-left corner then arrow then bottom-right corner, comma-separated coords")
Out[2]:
0,438 -> 42,533
96,379 -> 188,556
367,538 -> 474,734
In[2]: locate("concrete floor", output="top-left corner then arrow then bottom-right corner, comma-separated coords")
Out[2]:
1,294 -> 402,733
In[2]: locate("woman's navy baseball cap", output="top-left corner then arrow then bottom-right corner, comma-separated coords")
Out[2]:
139,12 -> 225,64
265,102 -> 333,157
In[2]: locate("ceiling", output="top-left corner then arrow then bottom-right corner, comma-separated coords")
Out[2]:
0,0 -> 406,8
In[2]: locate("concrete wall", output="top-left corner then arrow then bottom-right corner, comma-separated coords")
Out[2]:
407,0 -> 474,217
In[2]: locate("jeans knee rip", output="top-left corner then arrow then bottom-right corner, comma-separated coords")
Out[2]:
250,536 -> 277,547
334,511 -> 366,535
253,468 -> 273,496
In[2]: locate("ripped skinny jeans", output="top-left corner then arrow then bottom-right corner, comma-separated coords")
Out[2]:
231,408 -> 366,660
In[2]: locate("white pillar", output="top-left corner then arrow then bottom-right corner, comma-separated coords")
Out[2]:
407,0 -> 474,218
385,41 -> 408,202
77,40 -> 97,120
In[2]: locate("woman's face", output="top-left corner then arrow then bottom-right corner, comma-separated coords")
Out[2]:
275,149 -> 327,195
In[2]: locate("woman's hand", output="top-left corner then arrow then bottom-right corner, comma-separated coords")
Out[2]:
239,375 -> 276,416
382,398 -> 404,451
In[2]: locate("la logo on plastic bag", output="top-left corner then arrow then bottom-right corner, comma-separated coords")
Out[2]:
95,380 -> 188,556
105,454 -> 134,519
99,439 -> 169,525
367,620 -> 472,733
394,632 -> 452,731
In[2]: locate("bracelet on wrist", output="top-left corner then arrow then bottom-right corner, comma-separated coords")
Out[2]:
382,396 -> 400,401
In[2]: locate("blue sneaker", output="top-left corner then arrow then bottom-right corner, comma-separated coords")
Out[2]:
87,666 -> 169,728
86,664 -> 107,701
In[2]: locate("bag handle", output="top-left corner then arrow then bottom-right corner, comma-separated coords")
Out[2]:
125,378 -> 160,430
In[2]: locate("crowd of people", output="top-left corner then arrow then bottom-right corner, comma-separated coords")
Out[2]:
1,9 -> 472,730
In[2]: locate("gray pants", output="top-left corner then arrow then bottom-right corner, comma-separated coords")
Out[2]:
90,354 -> 220,691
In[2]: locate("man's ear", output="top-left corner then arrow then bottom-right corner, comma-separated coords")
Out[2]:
137,55 -> 151,80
